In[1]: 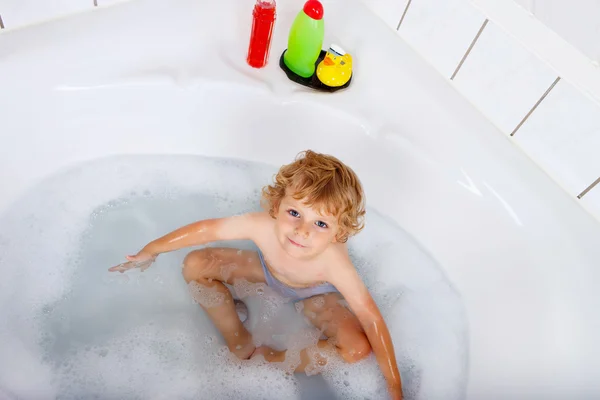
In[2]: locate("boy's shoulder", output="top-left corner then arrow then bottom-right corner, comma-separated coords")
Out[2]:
209,211 -> 273,242
238,211 -> 272,224
232,211 -> 274,236
322,243 -> 368,298
322,241 -> 354,272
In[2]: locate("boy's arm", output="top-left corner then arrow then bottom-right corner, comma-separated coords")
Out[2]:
328,258 -> 403,400
139,213 -> 261,256
109,213 -> 263,272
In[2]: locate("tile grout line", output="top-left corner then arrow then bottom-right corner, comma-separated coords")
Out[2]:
0,14 -> 4,29
510,76 -> 561,136
577,177 -> 600,199
450,19 -> 488,81
396,0 -> 412,31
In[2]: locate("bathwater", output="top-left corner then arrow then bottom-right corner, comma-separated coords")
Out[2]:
0,155 -> 467,400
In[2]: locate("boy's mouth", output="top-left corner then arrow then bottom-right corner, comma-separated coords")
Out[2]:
288,238 -> 306,248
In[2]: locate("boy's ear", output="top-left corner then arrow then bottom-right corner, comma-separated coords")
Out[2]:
272,201 -> 281,218
332,227 -> 346,243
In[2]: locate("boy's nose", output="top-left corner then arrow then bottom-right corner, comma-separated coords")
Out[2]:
295,223 -> 310,238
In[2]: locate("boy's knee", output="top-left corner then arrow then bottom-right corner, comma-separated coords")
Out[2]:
340,333 -> 371,364
182,249 -> 216,283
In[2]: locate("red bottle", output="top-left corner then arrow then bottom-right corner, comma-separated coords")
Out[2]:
247,0 -> 277,68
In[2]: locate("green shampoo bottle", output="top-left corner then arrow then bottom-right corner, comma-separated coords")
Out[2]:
283,0 -> 324,78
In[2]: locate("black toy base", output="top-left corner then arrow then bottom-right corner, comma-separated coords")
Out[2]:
279,50 -> 352,93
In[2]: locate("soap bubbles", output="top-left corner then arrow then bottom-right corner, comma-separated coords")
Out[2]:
0,155 -> 467,399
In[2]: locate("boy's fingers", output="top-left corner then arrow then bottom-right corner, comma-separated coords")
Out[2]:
141,259 -> 155,271
109,258 -> 154,273
109,262 -> 131,272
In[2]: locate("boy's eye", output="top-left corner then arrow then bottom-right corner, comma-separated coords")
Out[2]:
288,209 -> 300,218
315,221 -> 328,228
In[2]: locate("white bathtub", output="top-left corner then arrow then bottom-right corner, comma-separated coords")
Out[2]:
1,0 -> 599,399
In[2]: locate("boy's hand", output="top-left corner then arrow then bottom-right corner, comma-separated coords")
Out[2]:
108,251 -> 156,273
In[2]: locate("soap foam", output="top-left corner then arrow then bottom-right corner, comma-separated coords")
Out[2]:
188,281 -> 227,308
0,155 -> 467,399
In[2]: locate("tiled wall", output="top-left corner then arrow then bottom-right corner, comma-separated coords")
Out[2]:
365,0 -> 600,222
512,0 -> 600,63
1,0 -> 599,221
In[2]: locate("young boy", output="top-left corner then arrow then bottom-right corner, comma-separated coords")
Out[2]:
109,150 -> 403,399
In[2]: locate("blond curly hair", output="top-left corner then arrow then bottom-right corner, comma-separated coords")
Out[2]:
262,150 -> 366,243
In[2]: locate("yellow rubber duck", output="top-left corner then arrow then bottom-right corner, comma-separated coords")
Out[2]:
316,44 -> 353,88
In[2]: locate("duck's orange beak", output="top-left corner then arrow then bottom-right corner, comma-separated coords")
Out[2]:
323,56 -> 335,66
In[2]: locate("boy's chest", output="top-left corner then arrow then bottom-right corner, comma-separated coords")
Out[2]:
263,250 -> 328,287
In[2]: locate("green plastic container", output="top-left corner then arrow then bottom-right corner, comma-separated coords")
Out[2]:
283,0 -> 324,79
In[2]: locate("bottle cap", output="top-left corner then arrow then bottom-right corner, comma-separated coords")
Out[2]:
257,0 -> 275,8
303,0 -> 323,20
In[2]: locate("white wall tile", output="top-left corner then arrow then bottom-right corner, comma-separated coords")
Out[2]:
525,0 -> 600,63
581,183 -> 600,222
513,80 -> 600,195
0,0 -> 92,29
452,20 -> 557,134
397,0 -> 485,77
96,0 -> 128,6
362,0 -> 409,31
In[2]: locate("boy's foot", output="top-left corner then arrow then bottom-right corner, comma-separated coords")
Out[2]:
226,328 -> 256,359
234,299 -> 248,323
252,346 -> 286,363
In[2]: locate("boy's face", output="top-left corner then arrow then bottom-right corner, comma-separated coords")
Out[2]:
274,193 -> 340,259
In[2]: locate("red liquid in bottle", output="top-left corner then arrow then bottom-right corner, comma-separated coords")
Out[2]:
247,0 -> 276,68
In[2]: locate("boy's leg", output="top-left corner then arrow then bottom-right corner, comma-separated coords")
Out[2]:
182,247 -> 266,359
255,293 -> 371,371
301,293 -> 371,363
